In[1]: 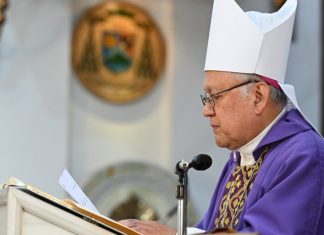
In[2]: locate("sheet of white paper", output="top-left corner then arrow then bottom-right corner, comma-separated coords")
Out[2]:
187,227 -> 206,235
59,169 -> 99,214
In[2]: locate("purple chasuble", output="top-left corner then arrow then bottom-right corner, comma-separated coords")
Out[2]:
196,110 -> 324,235
214,146 -> 269,230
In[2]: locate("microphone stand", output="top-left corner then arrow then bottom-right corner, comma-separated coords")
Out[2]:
175,154 -> 212,235
176,161 -> 188,235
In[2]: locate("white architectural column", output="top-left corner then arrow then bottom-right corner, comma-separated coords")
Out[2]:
0,0 -> 71,197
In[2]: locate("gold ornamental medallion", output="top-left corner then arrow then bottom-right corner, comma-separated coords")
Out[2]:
72,1 -> 166,104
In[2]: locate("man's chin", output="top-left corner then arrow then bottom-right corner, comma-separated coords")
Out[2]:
215,138 -> 228,149
215,138 -> 236,150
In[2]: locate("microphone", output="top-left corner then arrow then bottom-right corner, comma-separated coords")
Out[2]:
188,154 -> 212,171
175,154 -> 212,175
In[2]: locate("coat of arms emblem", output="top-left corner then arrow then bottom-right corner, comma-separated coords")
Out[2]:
72,2 -> 165,103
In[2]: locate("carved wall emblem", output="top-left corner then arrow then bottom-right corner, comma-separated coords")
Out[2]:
72,1 -> 166,104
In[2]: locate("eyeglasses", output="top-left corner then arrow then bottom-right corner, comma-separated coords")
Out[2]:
200,80 -> 256,107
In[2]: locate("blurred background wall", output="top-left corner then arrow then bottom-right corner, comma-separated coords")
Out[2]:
0,0 -> 321,224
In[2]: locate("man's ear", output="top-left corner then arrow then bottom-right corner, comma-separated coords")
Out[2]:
254,82 -> 271,115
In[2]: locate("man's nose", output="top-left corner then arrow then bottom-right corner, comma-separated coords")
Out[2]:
203,103 -> 215,117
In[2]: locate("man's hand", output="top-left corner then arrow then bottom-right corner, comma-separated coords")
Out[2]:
119,219 -> 176,235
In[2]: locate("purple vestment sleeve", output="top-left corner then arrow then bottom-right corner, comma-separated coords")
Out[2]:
196,110 -> 324,235
239,131 -> 324,234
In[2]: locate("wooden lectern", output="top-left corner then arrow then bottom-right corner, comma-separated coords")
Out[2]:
0,182 -> 141,235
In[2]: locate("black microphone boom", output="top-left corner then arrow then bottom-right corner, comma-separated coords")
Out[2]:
188,154 -> 212,171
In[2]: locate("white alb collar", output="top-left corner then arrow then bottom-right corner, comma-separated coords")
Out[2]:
237,108 -> 286,166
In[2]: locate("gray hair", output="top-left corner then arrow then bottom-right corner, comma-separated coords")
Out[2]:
235,73 -> 287,108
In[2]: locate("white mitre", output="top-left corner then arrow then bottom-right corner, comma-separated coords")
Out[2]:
205,0 -> 297,82
205,0 -> 320,133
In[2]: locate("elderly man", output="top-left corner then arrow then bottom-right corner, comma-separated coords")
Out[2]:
198,72 -> 324,234
121,0 -> 324,234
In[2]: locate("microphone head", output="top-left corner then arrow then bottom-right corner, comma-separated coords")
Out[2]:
190,154 -> 212,171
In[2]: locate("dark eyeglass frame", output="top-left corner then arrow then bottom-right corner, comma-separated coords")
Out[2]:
200,80 -> 256,107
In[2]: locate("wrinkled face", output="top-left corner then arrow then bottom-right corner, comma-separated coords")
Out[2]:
202,71 -> 258,150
